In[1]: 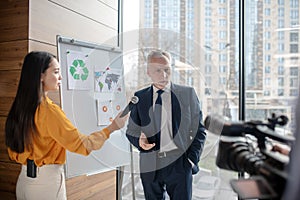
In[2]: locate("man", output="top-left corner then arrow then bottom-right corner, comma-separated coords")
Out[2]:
126,50 -> 206,200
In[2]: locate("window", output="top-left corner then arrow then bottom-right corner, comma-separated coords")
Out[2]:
290,32 -> 299,42
265,78 -> 271,85
265,66 -> 271,73
291,0 -> 299,7
219,65 -> 227,73
290,44 -> 299,53
290,77 -> 298,87
278,19 -> 285,28
278,89 -> 284,96
265,8 -> 271,16
278,77 -> 284,87
291,57 -> 299,65
291,10 -> 299,19
290,67 -> 299,76
205,30 -> 211,39
205,54 -> 212,61
205,7 -> 211,16
278,43 -> 284,52
219,54 -> 227,62
219,8 -> 226,15
278,57 -> 284,63
264,90 -> 271,96
219,77 -> 226,84
205,64 -> 212,73
265,43 -> 271,50
205,18 -> 212,27
219,42 -> 229,49
265,55 -> 271,62
219,31 -> 227,39
145,11 -> 151,18
278,65 -> 284,75
278,31 -> 285,40
265,31 -> 271,39
219,19 -> 226,26
265,20 -> 271,27
290,89 -> 298,96
188,76 -> 194,86
291,20 -> 299,26
278,8 -> 284,17
205,88 -> 211,95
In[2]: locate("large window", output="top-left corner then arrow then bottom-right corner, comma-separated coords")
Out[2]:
122,1 -> 299,199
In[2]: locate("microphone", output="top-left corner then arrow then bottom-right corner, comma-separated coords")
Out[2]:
120,96 -> 139,117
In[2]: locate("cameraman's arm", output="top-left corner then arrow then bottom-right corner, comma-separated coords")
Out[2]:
272,144 -> 290,156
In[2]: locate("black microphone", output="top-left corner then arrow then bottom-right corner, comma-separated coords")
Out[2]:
120,96 -> 139,117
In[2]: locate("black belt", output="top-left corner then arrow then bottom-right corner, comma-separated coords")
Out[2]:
157,149 -> 182,158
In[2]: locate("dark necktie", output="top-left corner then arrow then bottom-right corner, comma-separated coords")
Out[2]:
154,90 -> 164,134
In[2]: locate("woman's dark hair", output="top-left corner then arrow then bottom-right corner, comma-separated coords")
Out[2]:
5,51 -> 55,153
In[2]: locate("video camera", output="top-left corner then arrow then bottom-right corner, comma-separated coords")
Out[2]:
204,114 -> 295,199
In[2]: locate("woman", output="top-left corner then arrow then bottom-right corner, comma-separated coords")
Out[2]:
5,51 -> 128,200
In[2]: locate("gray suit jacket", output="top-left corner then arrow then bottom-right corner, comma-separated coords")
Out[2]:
126,83 -> 206,180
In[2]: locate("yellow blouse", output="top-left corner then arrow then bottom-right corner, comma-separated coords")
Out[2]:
8,96 -> 110,167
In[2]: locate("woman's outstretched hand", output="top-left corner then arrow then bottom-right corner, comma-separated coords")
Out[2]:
107,111 -> 129,133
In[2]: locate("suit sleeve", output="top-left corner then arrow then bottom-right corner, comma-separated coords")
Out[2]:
187,88 -> 207,166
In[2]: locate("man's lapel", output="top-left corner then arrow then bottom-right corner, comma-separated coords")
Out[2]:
171,83 -> 181,137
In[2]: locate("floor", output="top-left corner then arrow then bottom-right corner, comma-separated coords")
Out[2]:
120,165 -> 238,200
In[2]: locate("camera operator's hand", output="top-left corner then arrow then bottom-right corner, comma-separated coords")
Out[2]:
272,144 -> 290,156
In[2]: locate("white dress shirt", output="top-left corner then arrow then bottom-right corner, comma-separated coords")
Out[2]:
152,84 -> 178,152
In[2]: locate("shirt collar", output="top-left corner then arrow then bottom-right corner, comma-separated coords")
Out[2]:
152,82 -> 171,93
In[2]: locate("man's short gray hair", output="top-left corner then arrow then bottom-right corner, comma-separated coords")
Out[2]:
147,50 -> 171,64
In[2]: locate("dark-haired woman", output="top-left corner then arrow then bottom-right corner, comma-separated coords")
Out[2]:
5,51 -> 128,200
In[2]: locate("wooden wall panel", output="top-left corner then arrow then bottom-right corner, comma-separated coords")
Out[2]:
0,2 -> 27,199
0,71 -> 20,98
0,162 -> 21,199
0,40 -> 28,71
29,0 -> 118,47
0,0 -> 29,42
66,170 -> 116,200
0,0 -> 120,199
0,97 -> 14,117
0,117 -> 10,162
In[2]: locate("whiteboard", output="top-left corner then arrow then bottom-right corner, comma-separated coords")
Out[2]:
57,35 -> 130,178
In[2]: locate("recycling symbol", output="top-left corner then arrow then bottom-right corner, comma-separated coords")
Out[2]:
69,59 -> 89,81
